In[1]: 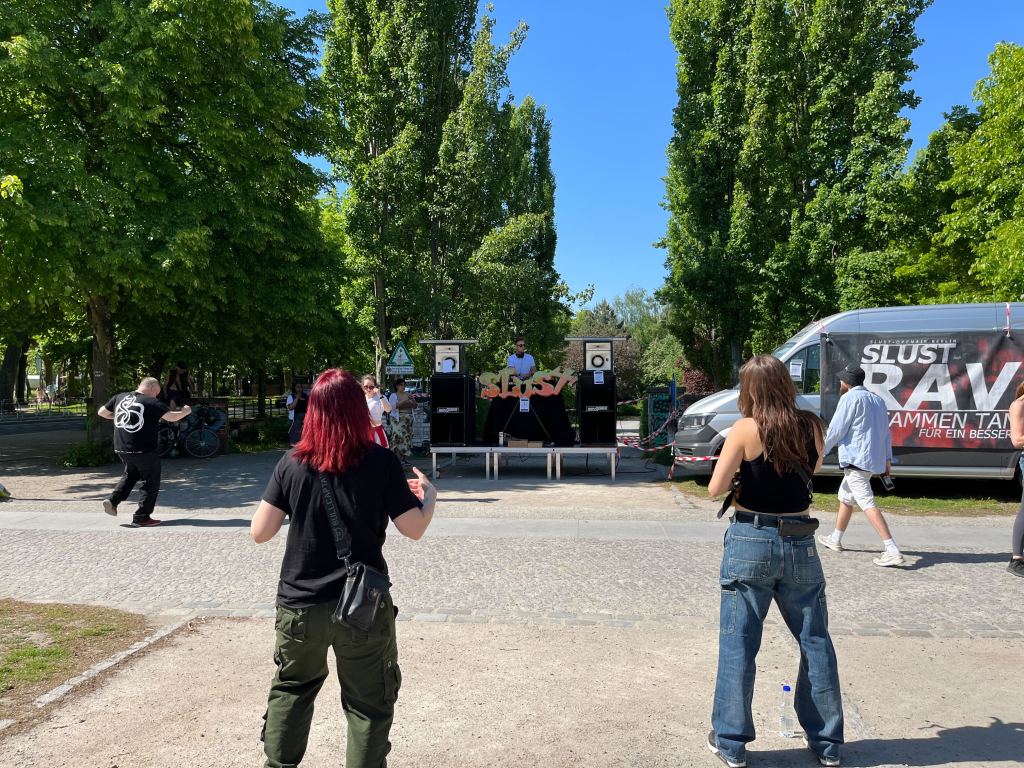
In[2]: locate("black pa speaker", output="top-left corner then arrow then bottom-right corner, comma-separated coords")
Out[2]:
577,371 -> 617,446
430,374 -> 475,446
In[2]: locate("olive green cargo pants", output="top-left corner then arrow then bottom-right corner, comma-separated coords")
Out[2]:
262,599 -> 401,768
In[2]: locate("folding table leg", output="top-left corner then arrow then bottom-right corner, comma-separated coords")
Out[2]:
546,453 -> 551,480
432,452 -> 437,480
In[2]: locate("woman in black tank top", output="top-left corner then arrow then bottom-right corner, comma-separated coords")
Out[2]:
704,356 -> 843,768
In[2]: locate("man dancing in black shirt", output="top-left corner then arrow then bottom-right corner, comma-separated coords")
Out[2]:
97,377 -> 192,527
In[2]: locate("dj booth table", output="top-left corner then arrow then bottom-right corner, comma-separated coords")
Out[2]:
429,445 -> 617,481
429,388 -> 617,481
480,393 -> 576,446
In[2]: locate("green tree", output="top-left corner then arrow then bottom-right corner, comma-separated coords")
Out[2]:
937,43 -> 1024,301
322,2 -> 571,379
0,1 -> 331,408
662,0 -> 929,385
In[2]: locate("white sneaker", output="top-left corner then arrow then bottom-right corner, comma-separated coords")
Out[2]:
817,534 -> 843,552
103,499 -> 117,517
873,550 -> 905,567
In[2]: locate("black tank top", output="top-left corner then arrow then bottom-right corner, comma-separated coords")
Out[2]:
736,428 -> 818,515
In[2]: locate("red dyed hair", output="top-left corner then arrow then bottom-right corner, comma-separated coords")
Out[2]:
293,368 -> 372,473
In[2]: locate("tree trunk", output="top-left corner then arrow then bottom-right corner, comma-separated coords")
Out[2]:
16,339 -> 29,404
730,339 -> 742,387
373,272 -> 387,383
43,357 -> 53,390
149,352 -> 168,382
86,294 -> 115,443
257,368 -> 267,417
0,342 -> 20,411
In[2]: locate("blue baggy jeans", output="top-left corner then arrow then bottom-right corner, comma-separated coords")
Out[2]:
711,520 -> 844,764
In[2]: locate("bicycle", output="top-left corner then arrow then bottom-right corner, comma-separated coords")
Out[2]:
158,404 -> 228,458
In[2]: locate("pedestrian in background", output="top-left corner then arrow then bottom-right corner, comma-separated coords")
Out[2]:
287,381 -> 307,446
252,368 -> 437,768
97,377 -> 191,527
363,374 -> 392,447
165,361 -> 194,409
818,365 -> 904,567
1008,382 -> 1024,577
387,378 -> 415,467
706,355 -> 842,768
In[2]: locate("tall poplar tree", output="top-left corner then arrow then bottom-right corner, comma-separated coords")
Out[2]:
322,1 -> 570,378
662,0 -> 928,385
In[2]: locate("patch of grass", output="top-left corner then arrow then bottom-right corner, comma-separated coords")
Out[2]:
669,474 -> 1021,517
0,600 -> 149,728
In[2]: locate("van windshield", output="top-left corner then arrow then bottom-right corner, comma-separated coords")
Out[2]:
772,341 -> 795,359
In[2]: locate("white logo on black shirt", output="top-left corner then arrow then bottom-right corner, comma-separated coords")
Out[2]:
114,393 -> 145,433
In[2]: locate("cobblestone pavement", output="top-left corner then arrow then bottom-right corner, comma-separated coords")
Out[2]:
2,451 -> 1021,639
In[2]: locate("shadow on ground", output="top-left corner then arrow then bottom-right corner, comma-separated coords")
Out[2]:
748,717 -> 1023,766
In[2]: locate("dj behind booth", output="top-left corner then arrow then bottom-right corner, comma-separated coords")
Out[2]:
423,337 -> 622,448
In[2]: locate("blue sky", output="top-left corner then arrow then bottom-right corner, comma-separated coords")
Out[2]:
281,0 -> 1023,308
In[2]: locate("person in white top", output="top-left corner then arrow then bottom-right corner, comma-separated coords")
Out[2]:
506,335 -> 537,378
362,374 -> 392,447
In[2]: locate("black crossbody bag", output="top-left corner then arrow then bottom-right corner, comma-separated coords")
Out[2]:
319,472 -> 391,632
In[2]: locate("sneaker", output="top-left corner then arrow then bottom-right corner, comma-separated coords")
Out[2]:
802,735 -> 840,766
817,534 -> 843,552
103,499 -> 118,517
1008,559 -> 1024,578
129,517 -> 162,528
706,730 -> 746,768
873,550 -> 905,567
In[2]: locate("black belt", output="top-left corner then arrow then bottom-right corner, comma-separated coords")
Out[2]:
731,511 -> 819,536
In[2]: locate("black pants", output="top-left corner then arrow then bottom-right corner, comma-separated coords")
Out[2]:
111,452 -> 162,522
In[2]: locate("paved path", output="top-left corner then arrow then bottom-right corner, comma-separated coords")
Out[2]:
2,450 -> 1023,766
1,451 -> 1020,638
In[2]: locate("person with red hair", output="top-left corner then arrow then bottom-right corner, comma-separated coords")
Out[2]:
251,368 -> 437,768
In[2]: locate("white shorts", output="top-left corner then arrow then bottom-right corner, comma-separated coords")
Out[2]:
838,468 -> 877,510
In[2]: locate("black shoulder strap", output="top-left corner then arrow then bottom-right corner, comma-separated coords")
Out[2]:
318,472 -> 353,563
794,463 -> 814,502
717,475 -> 740,519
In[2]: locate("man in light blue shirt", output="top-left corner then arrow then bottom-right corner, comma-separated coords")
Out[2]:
819,365 -> 905,567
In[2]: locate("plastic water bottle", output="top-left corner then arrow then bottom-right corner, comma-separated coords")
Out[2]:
779,683 -> 797,738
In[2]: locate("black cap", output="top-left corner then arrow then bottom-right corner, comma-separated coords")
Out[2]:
837,365 -> 865,387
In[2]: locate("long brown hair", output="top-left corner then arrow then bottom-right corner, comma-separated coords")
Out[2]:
1016,381 -> 1024,400
737,355 -> 824,474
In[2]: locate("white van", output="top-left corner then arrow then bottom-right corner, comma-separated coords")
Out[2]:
673,302 -> 1024,481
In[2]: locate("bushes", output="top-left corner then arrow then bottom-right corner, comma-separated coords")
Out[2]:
60,442 -> 116,467
231,417 -> 290,451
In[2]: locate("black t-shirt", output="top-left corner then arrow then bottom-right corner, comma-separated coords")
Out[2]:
261,445 -> 421,608
103,392 -> 170,454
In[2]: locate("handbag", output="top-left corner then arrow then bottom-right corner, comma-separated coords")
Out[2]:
318,472 -> 391,632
